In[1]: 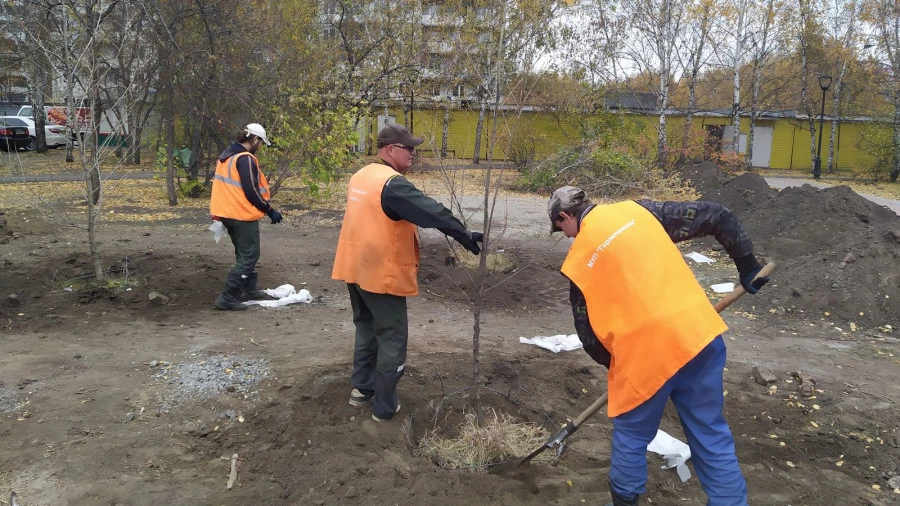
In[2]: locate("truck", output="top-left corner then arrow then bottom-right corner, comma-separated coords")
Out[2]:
16,105 -> 113,139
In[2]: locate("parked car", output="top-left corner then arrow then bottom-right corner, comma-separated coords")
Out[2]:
18,117 -> 68,150
0,117 -> 32,151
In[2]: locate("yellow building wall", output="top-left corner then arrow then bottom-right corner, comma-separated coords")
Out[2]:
371,108 -> 885,172
373,108 -> 582,160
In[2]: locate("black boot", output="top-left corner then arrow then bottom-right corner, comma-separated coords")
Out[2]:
604,483 -> 639,506
239,271 -> 273,301
214,272 -> 248,311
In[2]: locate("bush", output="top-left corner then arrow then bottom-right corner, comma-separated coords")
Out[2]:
855,127 -> 897,182
512,163 -> 558,192
505,127 -> 545,170
154,146 -> 205,198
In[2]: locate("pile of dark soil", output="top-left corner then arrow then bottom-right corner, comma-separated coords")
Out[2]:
684,161 -> 899,328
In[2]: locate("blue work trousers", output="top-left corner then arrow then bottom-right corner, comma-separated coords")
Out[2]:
610,336 -> 748,506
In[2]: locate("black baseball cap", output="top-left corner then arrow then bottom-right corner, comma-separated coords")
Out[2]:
377,123 -> 423,148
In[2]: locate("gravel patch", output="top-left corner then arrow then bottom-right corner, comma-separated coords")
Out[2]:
0,385 -> 21,415
150,354 -> 272,411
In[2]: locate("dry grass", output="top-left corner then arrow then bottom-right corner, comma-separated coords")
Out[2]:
417,409 -> 553,471
3,149 -> 895,220
456,250 -> 516,273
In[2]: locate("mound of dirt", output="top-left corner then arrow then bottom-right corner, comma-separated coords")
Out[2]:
679,160 -> 730,196
701,172 -> 778,216
686,170 -> 899,327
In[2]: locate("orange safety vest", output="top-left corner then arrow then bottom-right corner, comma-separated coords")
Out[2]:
331,163 -> 420,296
561,201 -> 727,418
209,152 -> 270,221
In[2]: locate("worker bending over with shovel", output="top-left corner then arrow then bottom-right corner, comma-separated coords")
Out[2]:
548,186 -> 768,506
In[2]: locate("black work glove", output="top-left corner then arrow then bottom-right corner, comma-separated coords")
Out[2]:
734,254 -> 768,294
266,208 -> 283,224
463,231 -> 484,255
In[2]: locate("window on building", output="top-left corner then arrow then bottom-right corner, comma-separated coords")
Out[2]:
427,53 -> 443,71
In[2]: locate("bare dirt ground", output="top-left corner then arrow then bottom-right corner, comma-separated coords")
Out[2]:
0,158 -> 898,505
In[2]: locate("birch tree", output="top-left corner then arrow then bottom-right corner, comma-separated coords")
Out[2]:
720,0 -> 751,156
744,0 -> 782,169
675,0 -> 716,163
622,0 -> 684,169
557,0 -> 629,87
320,0 -> 423,151
823,1 -> 863,174
102,0 -> 158,165
860,0 -> 900,182
22,0 -> 135,279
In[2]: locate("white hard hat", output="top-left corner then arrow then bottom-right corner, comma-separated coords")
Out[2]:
244,123 -> 270,145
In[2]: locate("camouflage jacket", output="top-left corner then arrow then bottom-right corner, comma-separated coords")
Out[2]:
569,199 -> 755,368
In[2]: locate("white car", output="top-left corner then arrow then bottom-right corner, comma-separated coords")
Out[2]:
0,116 -> 69,150
22,117 -> 69,150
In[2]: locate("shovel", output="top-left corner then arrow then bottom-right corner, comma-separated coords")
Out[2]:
515,262 -> 776,467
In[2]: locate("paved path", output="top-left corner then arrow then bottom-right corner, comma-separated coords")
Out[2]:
2,169 -> 897,216
0,171 -> 154,183
764,177 -> 900,216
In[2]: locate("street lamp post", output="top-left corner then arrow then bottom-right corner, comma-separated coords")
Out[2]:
813,74 -> 832,179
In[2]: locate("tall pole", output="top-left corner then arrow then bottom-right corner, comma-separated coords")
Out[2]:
813,90 -> 826,179
813,75 -> 832,179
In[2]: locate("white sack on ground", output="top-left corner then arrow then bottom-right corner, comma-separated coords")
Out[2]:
711,282 -> 735,293
684,252 -> 714,264
648,429 -> 692,482
243,284 -> 312,307
519,334 -> 583,353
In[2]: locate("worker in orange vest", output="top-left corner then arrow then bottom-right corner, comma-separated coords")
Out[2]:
549,186 -> 767,506
332,123 -> 483,422
210,123 -> 282,311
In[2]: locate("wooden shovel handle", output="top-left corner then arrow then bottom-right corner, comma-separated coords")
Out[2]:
713,262 -> 776,313
572,392 -> 608,426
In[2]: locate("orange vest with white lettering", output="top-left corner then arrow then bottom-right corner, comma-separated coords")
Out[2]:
210,152 -> 270,221
331,163 -> 420,296
561,201 -> 727,417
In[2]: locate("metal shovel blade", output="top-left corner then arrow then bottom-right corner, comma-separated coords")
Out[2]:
514,261 -> 775,469
517,392 -> 608,467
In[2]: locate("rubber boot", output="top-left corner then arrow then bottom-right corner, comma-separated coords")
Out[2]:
239,271 -> 273,301
214,272 -> 248,311
604,483 -> 639,506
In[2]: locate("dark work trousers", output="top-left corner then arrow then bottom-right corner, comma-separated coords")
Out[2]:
610,336 -> 747,505
347,283 -> 408,420
221,218 -> 260,275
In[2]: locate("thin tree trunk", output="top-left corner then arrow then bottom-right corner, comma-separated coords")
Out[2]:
89,79 -> 103,205
132,124 -> 143,165
166,104 -> 177,206
829,60 -> 849,173
747,62 -> 761,170
33,65 -> 48,153
473,95 -> 486,164
441,104 -> 450,158
828,79 -> 841,173
680,6 -> 709,164
682,71 -> 696,163
730,6 -> 744,155
164,79 -> 177,205
893,95 -> 900,182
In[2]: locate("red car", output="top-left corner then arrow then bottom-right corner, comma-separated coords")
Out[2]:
0,117 -> 32,151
